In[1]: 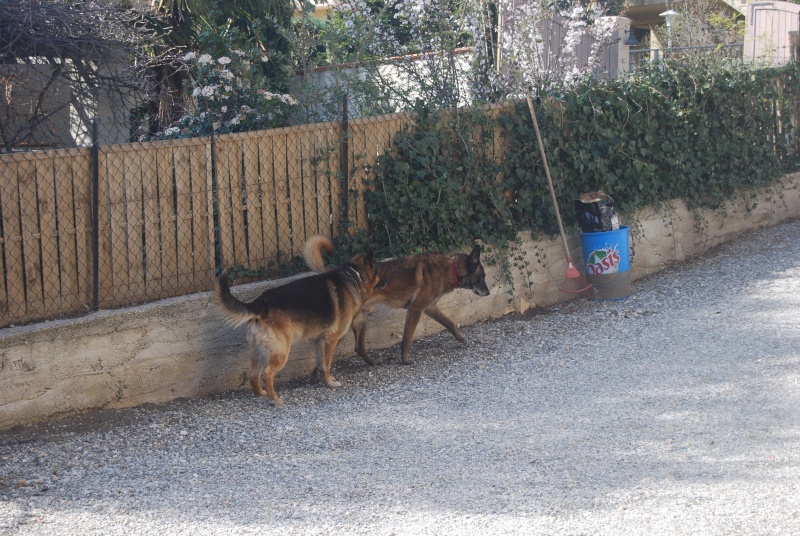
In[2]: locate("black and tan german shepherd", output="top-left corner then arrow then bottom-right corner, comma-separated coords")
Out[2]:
304,238 -> 491,365
213,238 -> 382,405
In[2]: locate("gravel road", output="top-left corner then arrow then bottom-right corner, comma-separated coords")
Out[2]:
2,219 -> 799,536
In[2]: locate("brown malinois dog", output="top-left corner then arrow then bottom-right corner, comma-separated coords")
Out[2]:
304,238 -> 490,365
213,238 -> 382,404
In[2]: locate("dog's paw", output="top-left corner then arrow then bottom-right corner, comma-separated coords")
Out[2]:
325,377 -> 342,388
357,352 -> 376,366
250,379 -> 266,397
309,367 -> 323,384
270,396 -> 284,406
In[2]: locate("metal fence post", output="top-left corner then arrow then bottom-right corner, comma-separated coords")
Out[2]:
91,117 -> 100,311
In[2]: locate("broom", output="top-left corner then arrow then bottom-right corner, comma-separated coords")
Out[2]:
525,91 -> 591,294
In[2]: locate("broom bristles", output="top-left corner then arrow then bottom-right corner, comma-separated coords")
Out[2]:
560,260 -> 592,294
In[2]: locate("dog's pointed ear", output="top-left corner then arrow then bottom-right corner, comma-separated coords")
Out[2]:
366,248 -> 376,270
467,244 -> 481,268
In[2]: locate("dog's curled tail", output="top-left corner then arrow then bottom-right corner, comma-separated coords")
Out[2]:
303,234 -> 334,273
213,273 -> 260,327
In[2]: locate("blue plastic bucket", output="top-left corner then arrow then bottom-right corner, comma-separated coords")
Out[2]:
579,226 -> 631,300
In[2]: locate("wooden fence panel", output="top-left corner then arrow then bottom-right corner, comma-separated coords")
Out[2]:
348,113 -> 409,233
0,158 -> 12,326
0,107 -> 474,327
271,132 -> 292,264
123,149 -> 146,303
97,148 -> 126,306
300,130 -> 318,243
0,150 -> 95,326
173,144 -> 195,293
232,138 -> 248,268
242,137 -> 265,269
0,163 -> 8,321
215,137 -> 247,268
257,135 -> 279,264
97,150 -> 112,308
0,155 -> 28,323
156,146 -> 179,297
190,140 -> 214,291
306,124 -> 338,241
140,146 -> 162,299
286,129 -> 307,258
327,126 -> 342,235
36,157 -> 60,313
18,157 -> 45,316
71,154 -> 93,310
97,140 -> 215,305
313,125 -> 338,239
348,119 -> 368,232
53,155 -> 80,312
213,137 -> 233,268
202,141 -> 217,285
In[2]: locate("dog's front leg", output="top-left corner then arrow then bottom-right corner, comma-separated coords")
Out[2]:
319,336 -> 342,388
424,305 -> 466,344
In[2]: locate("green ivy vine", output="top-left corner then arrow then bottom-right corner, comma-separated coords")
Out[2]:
333,62 -> 800,287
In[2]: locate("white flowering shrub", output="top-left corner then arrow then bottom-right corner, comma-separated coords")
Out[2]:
479,1 -> 616,99
291,0 -> 408,122
291,0 -> 481,117
148,45 -> 297,140
296,0 -> 616,118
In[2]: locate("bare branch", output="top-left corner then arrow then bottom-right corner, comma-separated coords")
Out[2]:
0,0 -> 170,150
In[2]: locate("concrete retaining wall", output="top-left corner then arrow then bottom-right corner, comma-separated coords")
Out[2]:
2,174 -> 798,431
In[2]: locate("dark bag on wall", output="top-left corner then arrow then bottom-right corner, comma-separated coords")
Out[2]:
574,191 -> 619,233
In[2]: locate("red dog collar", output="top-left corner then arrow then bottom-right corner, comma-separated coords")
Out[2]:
451,257 -> 459,289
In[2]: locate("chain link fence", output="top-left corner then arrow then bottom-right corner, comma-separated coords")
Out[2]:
0,98 -> 412,328
629,43 -> 744,71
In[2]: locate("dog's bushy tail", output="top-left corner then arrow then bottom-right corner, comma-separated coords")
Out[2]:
213,273 -> 260,327
303,235 -> 334,273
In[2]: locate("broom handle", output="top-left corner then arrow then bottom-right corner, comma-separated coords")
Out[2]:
525,91 -> 573,262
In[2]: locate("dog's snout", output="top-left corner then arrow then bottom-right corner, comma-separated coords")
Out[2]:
474,286 -> 490,297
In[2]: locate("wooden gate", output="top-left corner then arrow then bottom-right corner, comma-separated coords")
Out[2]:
746,1 -> 800,66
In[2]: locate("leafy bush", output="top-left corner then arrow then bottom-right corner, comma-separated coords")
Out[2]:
504,63 -> 796,216
342,62 -> 799,261
362,104 -> 512,258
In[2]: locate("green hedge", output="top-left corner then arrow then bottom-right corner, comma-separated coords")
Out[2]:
343,63 -> 800,260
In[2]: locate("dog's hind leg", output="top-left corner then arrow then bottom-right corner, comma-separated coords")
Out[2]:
424,305 -> 466,344
351,310 -> 375,366
309,344 -> 325,384
262,335 -> 291,405
262,351 -> 288,405
318,337 -> 342,388
399,308 -> 423,364
250,347 -> 268,397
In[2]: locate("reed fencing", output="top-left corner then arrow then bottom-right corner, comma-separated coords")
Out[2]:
0,107 -> 415,328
